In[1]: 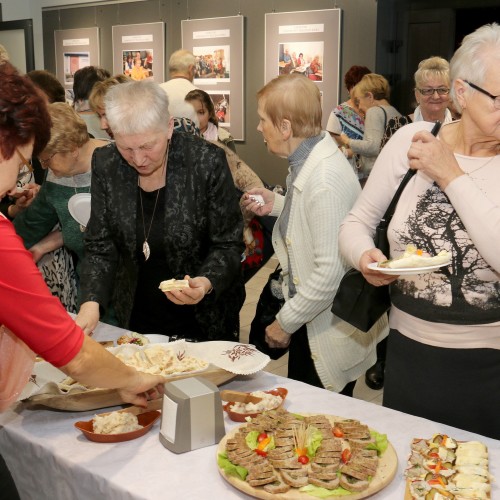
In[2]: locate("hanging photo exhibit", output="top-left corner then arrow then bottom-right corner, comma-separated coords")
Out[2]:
207,91 -> 230,127
122,49 -> 154,80
54,27 -> 100,89
265,9 -> 341,129
193,45 -> 230,82
182,16 -> 244,140
112,23 -> 165,83
63,51 -> 89,84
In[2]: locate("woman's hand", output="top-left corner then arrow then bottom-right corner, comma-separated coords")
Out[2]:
75,301 -> 100,335
265,320 -> 292,349
408,130 -> 463,189
242,188 -> 274,216
164,275 -> 212,305
359,248 -> 399,286
117,374 -> 166,408
339,133 -> 350,147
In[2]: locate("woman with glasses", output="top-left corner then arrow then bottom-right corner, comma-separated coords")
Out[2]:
0,62 -> 166,497
14,103 -> 109,312
338,73 -> 401,184
380,56 -> 453,149
339,24 -> 500,439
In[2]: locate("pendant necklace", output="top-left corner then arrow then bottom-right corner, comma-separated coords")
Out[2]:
138,141 -> 169,261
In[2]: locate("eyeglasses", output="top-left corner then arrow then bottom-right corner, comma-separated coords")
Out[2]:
416,87 -> 450,96
465,80 -> 500,110
16,148 -> 34,182
38,152 -> 56,169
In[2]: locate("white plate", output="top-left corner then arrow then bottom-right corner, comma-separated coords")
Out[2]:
367,261 -> 451,276
68,193 -> 91,227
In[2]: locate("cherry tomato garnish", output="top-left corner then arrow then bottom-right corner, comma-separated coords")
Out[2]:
257,433 -> 268,443
341,449 -> 352,464
255,449 -> 267,457
298,455 -> 309,464
333,427 -> 344,438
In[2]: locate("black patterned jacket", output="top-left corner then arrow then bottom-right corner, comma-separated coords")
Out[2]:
79,131 -> 245,340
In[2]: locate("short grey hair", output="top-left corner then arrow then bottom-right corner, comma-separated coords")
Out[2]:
104,80 -> 170,135
168,49 -> 196,75
168,99 -> 200,127
450,23 -> 500,113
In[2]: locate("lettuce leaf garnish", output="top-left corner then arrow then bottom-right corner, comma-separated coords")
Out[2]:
217,452 -> 248,480
306,425 -> 323,458
300,484 -> 352,497
366,430 -> 388,455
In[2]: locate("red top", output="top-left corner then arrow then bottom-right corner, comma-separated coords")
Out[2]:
0,215 -> 84,367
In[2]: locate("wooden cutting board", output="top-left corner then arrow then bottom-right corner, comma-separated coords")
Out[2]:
217,414 -> 398,500
26,366 -> 236,411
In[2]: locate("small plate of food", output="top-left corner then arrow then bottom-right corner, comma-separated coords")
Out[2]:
115,332 -> 150,346
222,388 -> 288,422
368,245 -> 451,276
75,410 -> 161,443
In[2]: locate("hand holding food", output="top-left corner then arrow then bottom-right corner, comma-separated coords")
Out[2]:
242,188 -> 274,216
160,275 -> 212,305
359,248 -> 399,286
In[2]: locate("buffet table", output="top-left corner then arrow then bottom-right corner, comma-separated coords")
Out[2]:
1,322 -> 499,499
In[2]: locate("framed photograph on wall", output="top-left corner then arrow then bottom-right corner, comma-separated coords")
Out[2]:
265,9 -> 341,129
54,27 -> 100,96
182,15 -> 244,141
112,22 -> 165,83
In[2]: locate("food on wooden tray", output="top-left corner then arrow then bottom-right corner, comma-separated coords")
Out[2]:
92,411 -> 142,434
115,345 -> 209,376
116,332 -> 149,346
229,391 -> 284,414
405,433 -> 492,499
379,244 -> 451,269
218,408 -> 391,497
158,278 -> 189,292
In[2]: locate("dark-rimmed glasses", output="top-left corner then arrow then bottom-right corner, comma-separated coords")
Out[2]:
38,152 -> 56,169
416,87 -> 450,96
16,148 -> 34,182
465,80 -> 500,110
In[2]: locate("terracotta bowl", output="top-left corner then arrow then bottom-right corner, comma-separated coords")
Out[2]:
223,387 -> 288,422
74,410 -> 161,443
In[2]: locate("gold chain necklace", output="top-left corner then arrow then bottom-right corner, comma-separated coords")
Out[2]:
138,141 -> 169,261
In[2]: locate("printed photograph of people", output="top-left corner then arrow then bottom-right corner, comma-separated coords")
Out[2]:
193,45 -> 230,83
122,50 -> 153,80
277,41 -> 324,81
64,52 -> 90,85
207,91 -> 230,127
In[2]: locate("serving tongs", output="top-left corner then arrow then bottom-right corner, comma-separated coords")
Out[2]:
219,390 -> 262,404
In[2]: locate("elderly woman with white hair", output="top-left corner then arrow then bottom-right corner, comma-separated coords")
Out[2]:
339,23 -> 500,439
243,74 -> 387,396
76,80 -> 245,341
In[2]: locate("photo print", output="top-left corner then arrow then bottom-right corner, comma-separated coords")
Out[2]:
122,49 -> 154,80
207,91 -> 230,127
64,52 -> 90,84
278,41 -> 324,81
193,45 -> 230,83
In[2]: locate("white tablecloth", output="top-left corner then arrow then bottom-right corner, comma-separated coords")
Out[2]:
2,320 -> 500,498
1,369 -> 499,500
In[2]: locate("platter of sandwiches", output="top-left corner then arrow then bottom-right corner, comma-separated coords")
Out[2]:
217,408 -> 397,499
404,434 -> 491,499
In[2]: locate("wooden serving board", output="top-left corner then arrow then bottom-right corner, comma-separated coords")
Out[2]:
217,414 -> 398,500
26,365 -> 236,411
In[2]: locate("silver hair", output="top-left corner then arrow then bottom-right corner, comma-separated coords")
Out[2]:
168,49 -> 196,75
168,99 -> 200,127
450,23 -> 500,113
104,80 -> 170,135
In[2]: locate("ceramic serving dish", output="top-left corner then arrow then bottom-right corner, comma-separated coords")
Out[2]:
223,387 -> 288,422
74,410 -> 161,443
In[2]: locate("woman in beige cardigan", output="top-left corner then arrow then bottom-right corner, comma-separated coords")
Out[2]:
243,74 -> 388,395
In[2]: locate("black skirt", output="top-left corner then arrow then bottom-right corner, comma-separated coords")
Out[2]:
383,329 -> 500,440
